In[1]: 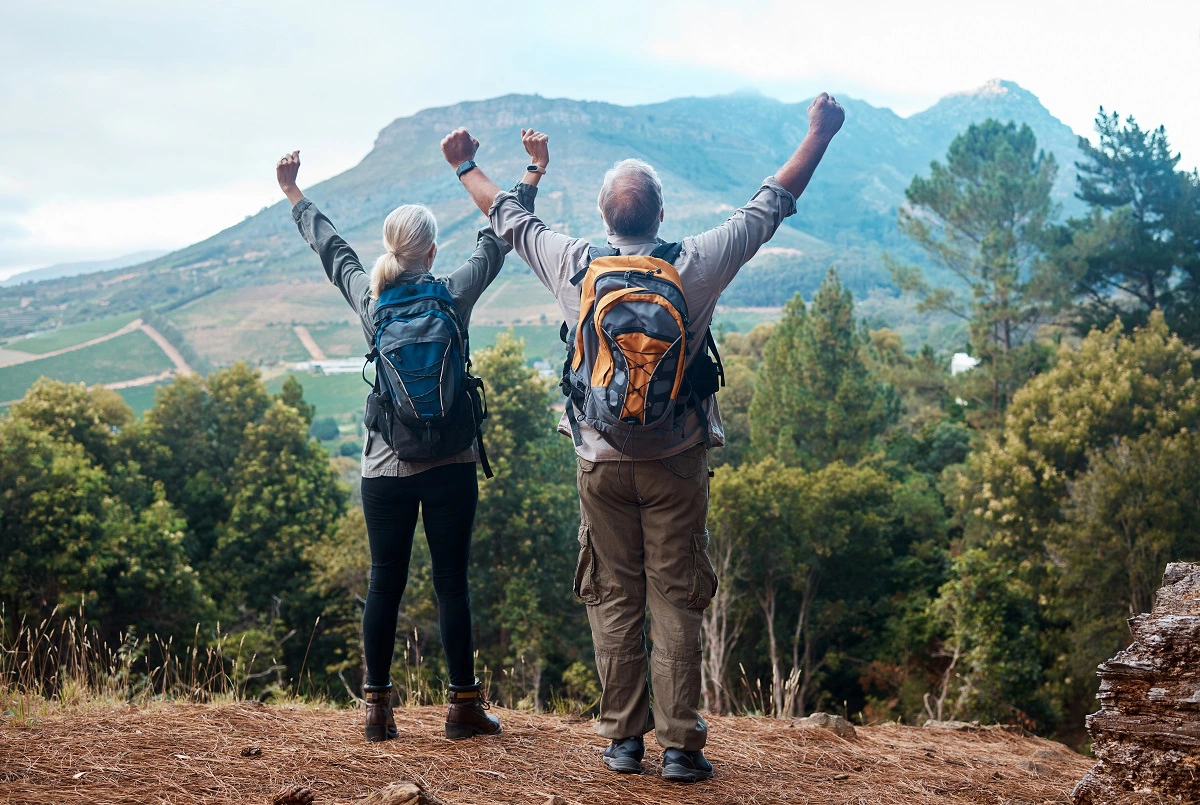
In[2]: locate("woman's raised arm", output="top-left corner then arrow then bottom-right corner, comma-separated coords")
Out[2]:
277,150 -> 373,318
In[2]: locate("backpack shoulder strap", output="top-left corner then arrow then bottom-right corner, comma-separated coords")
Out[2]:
570,245 -> 621,287
650,241 -> 682,265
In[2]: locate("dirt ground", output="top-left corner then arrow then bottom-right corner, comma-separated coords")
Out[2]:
0,702 -> 1093,804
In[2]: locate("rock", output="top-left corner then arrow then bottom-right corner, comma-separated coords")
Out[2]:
271,786 -> 315,805
358,782 -> 447,805
240,745 -> 262,757
923,719 -> 981,730
1072,562 -> 1200,803
794,712 -> 857,740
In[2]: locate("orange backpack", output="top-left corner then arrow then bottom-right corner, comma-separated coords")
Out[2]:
560,242 -> 723,450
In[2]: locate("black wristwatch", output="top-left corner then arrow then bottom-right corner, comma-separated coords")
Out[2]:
526,164 -> 546,174
455,160 -> 477,178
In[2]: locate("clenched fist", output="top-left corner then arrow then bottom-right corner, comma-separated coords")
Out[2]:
522,129 -> 549,169
807,93 -> 845,142
441,128 -> 480,168
276,150 -> 303,205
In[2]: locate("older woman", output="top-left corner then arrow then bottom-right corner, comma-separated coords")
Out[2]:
275,129 -> 550,741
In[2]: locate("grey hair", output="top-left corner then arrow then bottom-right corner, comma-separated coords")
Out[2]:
370,204 -> 438,299
597,159 -> 663,239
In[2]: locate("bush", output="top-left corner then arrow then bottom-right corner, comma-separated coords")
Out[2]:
338,440 -> 362,457
309,416 -> 340,441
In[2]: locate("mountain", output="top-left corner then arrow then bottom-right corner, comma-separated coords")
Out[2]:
0,80 -> 1087,358
0,251 -> 168,288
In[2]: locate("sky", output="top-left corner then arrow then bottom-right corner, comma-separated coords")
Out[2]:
1,0 -> 1198,280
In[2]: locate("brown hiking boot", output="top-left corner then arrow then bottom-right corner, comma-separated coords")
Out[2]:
363,682 -> 398,742
445,678 -> 501,740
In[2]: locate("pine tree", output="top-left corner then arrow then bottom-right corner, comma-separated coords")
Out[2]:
889,120 -> 1059,417
1059,110 -> 1200,343
749,269 -> 896,469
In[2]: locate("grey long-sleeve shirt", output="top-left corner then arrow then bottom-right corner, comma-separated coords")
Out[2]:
488,176 -> 797,462
292,183 -> 537,477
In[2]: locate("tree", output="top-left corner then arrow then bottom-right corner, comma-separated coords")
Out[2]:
709,322 -> 773,470
0,396 -> 208,645
467,333 -> 582,709
97,483 -> 211,642
1048,431 -> 1200,710
708,458 -> 892,717
0,418 -> 110,625
940,311 -> 1200,734
750,269 -> 896,469
142,364 -> 273,565
1058,110 -> 1200,342
277,375 -> 316,426
309,416 -> 340,442
890,120 -> 1059,418
9,379 -> 133,471
216,401 -> 346,619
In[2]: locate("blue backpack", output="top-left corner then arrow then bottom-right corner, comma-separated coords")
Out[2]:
362,279 -> 492,477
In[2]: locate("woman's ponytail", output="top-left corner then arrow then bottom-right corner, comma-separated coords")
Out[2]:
370,204 -> 438,298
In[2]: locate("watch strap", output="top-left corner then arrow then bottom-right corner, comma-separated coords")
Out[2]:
455,160 -> 478,178
526,164 -> 545,174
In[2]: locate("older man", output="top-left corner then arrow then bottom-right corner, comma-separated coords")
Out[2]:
442,94 -> 845,782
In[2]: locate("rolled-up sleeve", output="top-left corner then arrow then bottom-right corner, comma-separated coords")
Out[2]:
292,198 -> 373,319
684,177 -> 797,296
445,181 -> 541,310
488,190 -> 581,295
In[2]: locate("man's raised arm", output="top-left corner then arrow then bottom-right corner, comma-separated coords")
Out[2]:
688,92 -> 845,294
775,92 -> 845,198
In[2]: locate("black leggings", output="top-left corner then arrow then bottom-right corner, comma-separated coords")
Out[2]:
360,462 -> 478,688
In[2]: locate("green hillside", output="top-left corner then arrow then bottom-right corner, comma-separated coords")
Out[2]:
4,313 -> 138,354
0,329 -> 171,402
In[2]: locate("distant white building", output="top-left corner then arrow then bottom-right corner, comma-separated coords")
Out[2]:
294,358 -> 363,375
950,352 -> 980,376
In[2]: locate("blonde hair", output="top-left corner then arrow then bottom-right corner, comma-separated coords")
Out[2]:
370,204 -> 438,298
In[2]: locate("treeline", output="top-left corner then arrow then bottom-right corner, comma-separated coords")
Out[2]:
2,109 -> 1198,745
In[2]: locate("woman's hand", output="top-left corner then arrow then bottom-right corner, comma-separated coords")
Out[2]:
277,151 -> 304,205
522,129 -> 549,170
521,129 -> 549,187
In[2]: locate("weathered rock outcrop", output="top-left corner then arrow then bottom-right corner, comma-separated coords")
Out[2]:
1072,562 -> 1200,803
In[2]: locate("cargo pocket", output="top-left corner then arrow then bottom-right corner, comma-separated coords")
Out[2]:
660,447 -> 704,479
687,528 -> 719,610
573,524 -> 601,605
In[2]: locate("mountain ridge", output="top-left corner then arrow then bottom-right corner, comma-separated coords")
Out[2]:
0,80 -> 1088,354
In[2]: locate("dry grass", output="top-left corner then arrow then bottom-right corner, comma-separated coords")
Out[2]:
0,702 -> 1091,804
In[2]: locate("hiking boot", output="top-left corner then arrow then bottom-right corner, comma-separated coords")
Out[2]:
602,736 -> 645,774
363,682 -> 398,742
661,747 -> 714,783
445,678 -> 501,740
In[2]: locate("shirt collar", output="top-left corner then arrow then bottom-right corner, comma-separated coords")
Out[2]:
605,234 -> 666,250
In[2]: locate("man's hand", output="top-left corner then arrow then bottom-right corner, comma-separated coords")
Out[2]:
276,151 -> 303,206
522,129 -> 550,169
441,128 -> 480,169
807,93 -> 845,142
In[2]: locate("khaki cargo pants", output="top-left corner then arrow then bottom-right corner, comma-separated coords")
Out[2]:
573,442 -> 718,751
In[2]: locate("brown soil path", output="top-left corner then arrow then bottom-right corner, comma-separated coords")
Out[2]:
0,703 -> 1092,805
0,318 -> 143,367
293,325 -> 328,361
139,322 -> 193,375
